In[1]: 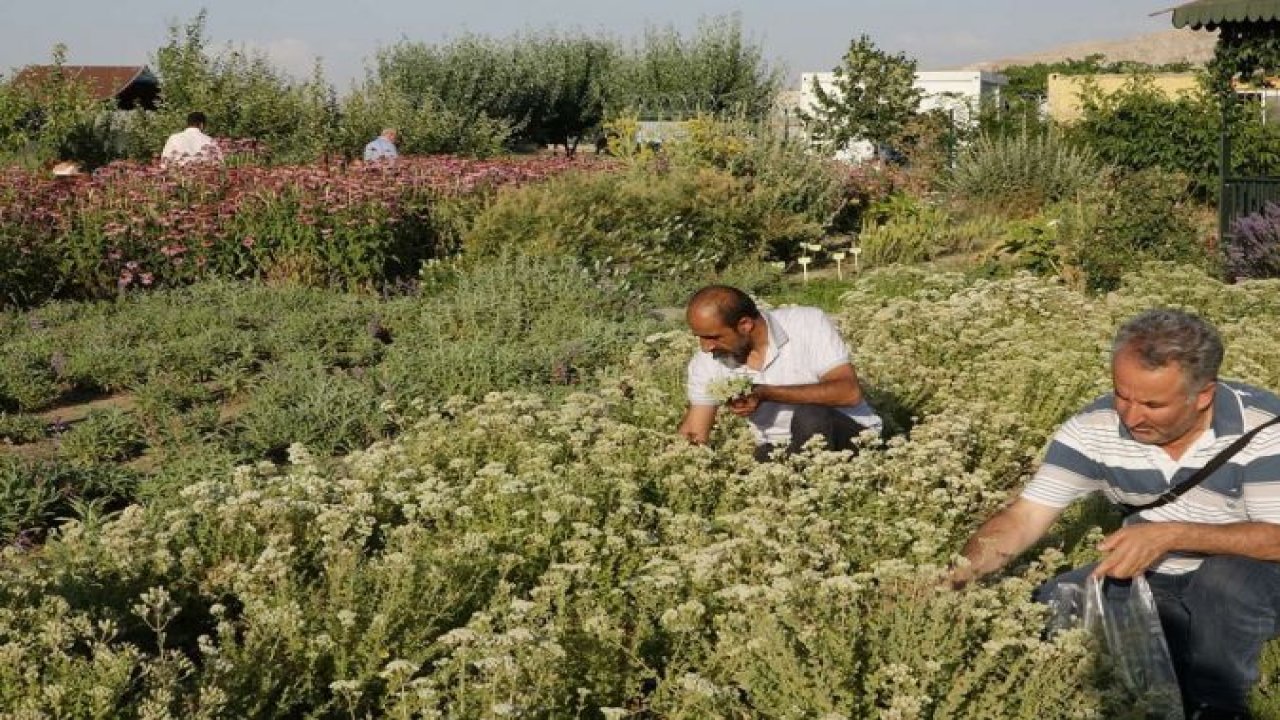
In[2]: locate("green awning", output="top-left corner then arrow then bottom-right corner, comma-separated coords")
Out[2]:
1171,0 -> 1280,28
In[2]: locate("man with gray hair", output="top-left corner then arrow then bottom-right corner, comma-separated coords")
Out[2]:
950,308 -> 1280,719
363,128 -> 399,162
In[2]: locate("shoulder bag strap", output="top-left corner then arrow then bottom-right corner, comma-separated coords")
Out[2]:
1119,415 -> 1280,518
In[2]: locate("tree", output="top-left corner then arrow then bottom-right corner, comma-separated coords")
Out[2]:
610,15 -> 782,121
799,35 -> 921,154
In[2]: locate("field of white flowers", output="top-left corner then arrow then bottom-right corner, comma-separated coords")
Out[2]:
7,263 -> 1280,718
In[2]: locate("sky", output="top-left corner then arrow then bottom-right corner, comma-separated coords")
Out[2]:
0,1 -> 1188,89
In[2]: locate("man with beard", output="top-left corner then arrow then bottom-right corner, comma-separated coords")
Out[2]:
677,285 -> 881,461
950,308 -> 1280,720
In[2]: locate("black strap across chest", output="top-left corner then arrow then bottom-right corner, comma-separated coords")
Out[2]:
1118,415 -> 1280,518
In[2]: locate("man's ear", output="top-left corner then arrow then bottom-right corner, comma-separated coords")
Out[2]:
1194,381 -> 1216,411
736,316 -> 755,334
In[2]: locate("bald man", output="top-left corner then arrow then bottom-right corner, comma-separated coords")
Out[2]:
678,285 -> 881,461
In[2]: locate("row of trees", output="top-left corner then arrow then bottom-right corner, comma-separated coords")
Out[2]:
0,12 -> 783,166
7,8 -> 1280,207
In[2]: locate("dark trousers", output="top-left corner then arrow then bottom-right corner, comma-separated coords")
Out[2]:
1035,556 -> 1280,715
752,405 -> 865,462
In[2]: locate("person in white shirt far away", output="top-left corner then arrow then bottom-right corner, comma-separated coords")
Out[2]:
160,111 -> 222,167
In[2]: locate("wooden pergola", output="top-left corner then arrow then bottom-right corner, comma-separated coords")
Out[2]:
1167,0 -> 1280,244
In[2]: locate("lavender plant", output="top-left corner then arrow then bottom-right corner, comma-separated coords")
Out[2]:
1226,201 -> 1280,280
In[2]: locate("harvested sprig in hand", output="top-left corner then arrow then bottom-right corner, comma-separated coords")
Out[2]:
707,375 -> 755,404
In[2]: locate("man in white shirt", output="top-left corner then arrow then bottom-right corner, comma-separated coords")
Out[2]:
678,285 -> 881,461
160,112 -> 221,167
363,128 -> 399,162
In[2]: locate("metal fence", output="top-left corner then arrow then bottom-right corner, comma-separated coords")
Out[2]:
1220,176 -> 1280,243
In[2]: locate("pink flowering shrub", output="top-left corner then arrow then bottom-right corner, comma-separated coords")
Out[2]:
0,155 -> 602,306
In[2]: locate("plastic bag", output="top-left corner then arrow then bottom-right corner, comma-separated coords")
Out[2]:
1047,575 -> 1184,719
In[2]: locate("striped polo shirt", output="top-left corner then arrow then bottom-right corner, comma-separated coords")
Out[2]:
1023,381 -> 1280,574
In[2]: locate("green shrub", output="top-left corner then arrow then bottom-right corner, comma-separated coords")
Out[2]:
858,204 -> 1000,267
57,408 -> 147,465
466,161 -> 819,274
1066,75 -> 1280,200
667,116 -> 852,256
233,357 -> 386,460
0,413 -> 46,444
378,253 -> 658,402
0,457 -> 138,541
947,130 -> 1104,214
1068,168 -> 1209,292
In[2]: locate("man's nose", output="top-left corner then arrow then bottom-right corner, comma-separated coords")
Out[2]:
699,338 -> 716,353
1119,403 -> 1145,428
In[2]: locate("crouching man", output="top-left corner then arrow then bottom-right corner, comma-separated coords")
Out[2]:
951,309 -> 1280,719
677,285 -> 881,460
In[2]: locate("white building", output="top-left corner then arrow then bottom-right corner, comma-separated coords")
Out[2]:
788,70 -> 1007,161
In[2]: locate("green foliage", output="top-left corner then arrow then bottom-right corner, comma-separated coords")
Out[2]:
612,14 -> 782,121
1066,75 -> 1280,200
0,456 -> 137,541
984,169 -> 1209,292
799,34 -> 922,152
465,161 -> 821,275
373,32 -> 615,154
465,117 -> 866,273
57,408 -> 147,465
126,11 -> 337,164
947,130 -> 1105,214
1072,168 -> 1209,292
377,253 -> 659,402
368,15 -> 781,154
1207,21 -> 1280,95
0,413 -> 46,444
858,202 -> 1002,267
668,115 -> 854,247
233,357 -> 387,460
0,44 -> 116,168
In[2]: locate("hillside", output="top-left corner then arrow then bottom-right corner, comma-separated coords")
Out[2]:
960,28 -> 1217,71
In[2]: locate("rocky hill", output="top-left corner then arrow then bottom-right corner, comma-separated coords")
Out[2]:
960,28 -> 1217,71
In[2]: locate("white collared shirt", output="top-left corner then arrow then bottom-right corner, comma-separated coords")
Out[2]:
686,306 -> 882,445
161,127 -> 221,167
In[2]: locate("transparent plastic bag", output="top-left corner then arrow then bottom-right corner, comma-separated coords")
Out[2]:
1047,575 -> 1184,719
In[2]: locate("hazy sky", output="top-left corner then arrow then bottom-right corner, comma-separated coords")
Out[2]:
1,1 -> 1187,88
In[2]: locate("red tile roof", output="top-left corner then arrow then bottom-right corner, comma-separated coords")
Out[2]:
10,65 -> 156,101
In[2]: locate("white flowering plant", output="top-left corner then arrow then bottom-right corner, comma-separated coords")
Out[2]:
4,263 -> 1280,717
706,375 -> 755,404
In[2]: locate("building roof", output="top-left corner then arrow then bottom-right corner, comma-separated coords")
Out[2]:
10,65 -> 157,102
1170,0 -> 1280,29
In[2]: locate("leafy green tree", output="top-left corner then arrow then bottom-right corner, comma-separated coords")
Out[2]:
610,15 -> 782,121
523,36 -> 614,154
1067,75 -> 1280,200
336,79 -> 510,157
0,44 -> 113,167
799,34 -> 922,154
125,11 -> 338,163
373,33 -> 616,153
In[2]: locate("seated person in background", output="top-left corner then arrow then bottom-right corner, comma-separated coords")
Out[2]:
677,285 -> 881,461
161,111 -> 222,167
363,128 -> 399,162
